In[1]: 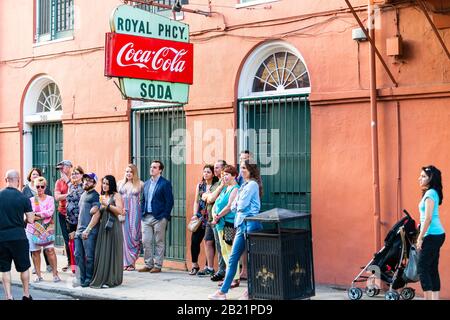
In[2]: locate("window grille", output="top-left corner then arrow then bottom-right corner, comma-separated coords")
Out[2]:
36,0 -> 73,42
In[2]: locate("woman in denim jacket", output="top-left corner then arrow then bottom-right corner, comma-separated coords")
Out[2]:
208,160 -> 262,300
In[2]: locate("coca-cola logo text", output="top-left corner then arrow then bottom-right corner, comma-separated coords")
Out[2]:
105,33 -> 193,84
117,42 -> 188,73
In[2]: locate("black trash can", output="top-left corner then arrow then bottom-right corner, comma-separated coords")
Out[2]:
245,208 -> 315,300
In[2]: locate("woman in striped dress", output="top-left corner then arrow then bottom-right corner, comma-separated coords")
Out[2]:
118,164 -> 144,271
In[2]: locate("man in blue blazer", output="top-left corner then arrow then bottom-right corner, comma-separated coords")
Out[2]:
138,161 -> 174,273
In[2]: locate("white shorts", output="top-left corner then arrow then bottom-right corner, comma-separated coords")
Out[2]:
26,232 -> 54,252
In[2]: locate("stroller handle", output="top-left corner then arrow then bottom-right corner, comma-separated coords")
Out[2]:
403,209 -> 412,218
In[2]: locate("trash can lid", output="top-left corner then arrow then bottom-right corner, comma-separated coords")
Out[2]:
244,208 -> 310,223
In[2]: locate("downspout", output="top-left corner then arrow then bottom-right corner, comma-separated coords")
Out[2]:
368,0 -> 381,252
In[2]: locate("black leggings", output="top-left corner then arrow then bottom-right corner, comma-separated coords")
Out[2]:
190,226 -> 205,264
418,233 -> 445,291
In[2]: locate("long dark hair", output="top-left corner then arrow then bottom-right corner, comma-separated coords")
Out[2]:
101,175 -> 118,195
200,164 -> 219,186
422,165 -> 443,205
243,160 -> 263,198
27,167 -> 42,182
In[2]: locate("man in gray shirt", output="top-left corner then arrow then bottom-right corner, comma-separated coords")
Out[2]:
74,172 -> 100,287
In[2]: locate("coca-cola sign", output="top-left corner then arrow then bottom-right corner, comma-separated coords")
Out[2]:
105,32 -> 193,84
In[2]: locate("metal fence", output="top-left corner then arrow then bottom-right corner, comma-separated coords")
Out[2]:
131,105 -> 186,261
239,94 -> 311,213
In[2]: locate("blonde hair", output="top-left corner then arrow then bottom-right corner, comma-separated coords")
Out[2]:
34,176 -> 47,186
118,164 -> 142,194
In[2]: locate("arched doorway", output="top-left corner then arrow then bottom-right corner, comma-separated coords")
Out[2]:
238,41 -> 311,212
23,76 -> 64,244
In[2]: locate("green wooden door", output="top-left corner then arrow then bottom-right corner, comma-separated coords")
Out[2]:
240,95 -> 311,213
32,122 -> 63,245
132,106 -> 186,261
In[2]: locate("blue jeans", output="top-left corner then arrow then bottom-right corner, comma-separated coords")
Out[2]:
220,221 -> 262,294
74,231 -> 98,285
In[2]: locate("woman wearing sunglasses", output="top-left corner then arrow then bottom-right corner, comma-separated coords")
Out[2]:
22,167 -> 53,274
25,177 -> 61,283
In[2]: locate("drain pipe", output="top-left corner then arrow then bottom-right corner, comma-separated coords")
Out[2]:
368,0 -> 381,252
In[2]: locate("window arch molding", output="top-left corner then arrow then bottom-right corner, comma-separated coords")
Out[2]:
238,40 -> 311,99
23,75 -> 63,122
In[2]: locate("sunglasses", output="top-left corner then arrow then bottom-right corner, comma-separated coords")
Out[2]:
36,185 -> 46,189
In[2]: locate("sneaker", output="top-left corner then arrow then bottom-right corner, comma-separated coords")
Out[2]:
81,281 -> 90,288
22,295 -> 33,301
53,275 -> 61,283
208,291 -> 227,300
33,276 -> 44,283
32,268 -> 36,275
46,265 -> 53,273
197,267 -> 215,277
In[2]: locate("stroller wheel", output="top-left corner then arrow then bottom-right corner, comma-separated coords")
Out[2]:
385,291 -> 400,300
365,287 -> 380,297
348,287 -> 363,300
400,287 -> 415,300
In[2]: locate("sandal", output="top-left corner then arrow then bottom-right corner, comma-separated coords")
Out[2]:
189,266 -> 200,275
126,266 -> 136,271
211,273 -> 225,282
230,279 -> 240,288
62,265 -> 69,272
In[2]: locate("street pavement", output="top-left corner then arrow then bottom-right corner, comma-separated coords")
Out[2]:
0,252 -> 413,300
0,283 -> 77,300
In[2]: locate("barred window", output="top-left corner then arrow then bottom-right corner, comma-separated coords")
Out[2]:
36,0 -> 73,42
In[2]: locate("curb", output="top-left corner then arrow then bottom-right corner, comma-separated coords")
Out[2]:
3,278 -> 117,300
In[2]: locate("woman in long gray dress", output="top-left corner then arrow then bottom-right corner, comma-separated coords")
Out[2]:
90,175 -> 125,288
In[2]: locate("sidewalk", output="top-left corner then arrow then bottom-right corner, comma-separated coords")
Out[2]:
3,252 -> 360,300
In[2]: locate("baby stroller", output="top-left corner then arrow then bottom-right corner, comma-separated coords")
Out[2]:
348,209 -> 418,300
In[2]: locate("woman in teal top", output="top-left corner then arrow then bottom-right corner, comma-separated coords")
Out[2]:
208,161 -> 262,300
211,165 -> 240,287
417,165 -> 445,300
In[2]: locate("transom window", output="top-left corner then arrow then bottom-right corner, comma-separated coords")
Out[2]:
37,83 -> 62,113
252,52 -> 310,93
36,0 -> 74,42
